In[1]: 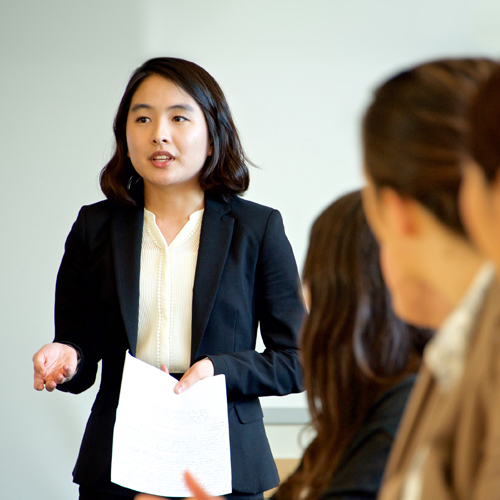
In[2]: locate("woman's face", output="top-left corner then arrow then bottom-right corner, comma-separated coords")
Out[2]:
362,176 -> 412,319
460,160 -> 500,270
362,174 -> 450,328
126,74 -> 212,196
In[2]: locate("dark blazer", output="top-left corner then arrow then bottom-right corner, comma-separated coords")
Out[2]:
319,376 -> 416,500
54,193 -> 304,494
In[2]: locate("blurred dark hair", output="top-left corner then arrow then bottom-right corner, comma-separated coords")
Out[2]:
363,58 -> 499,236
100,57 -> 250,204
274,191 -> 431,500
469,66 -> 500,182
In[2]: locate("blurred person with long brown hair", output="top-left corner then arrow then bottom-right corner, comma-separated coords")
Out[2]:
362,58 -> 500,500
137,190 -> 431,500
273,191 -> 430,500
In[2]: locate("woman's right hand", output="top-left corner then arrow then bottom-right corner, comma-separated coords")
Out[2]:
33,343 -> 79,392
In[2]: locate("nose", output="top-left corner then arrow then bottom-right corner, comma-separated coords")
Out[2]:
152,135 -> 170,144
152,121 -> 171,144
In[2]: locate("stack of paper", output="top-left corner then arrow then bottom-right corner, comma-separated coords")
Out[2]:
111,352 -> 232,497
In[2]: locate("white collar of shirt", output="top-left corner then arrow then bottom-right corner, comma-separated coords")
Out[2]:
424,261 -> 495,393
143,208 -> 204,249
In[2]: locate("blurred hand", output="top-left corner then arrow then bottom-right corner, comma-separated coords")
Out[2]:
175,358 -> 214,394
134,470 -> 222,500
184,470 -> 223,500
33,343 -> 79,392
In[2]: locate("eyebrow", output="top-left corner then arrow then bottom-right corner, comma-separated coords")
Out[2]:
129,103 -> 195,113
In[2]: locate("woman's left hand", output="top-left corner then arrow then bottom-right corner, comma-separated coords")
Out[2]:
174,358 -> 214,394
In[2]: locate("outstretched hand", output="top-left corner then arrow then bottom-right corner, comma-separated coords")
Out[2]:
134,470 -> 222,500
33,343 -> 79,392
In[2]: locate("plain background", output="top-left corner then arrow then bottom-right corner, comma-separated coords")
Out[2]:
2,0 -> 500,498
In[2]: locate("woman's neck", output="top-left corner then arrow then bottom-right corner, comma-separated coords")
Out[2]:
416,219 -> 487,317
143,184 -> 205,220
143,184 -> 205,245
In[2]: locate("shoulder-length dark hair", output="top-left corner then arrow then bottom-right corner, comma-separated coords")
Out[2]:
363,58 -> 498,236
100,57 -> 250,204
274,191 -> 430,500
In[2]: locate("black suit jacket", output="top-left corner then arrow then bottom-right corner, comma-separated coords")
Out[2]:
55,193 -> 304,494
319,376 -> 416,500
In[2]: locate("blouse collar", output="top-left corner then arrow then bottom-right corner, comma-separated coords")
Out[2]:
424,262 -> 495,392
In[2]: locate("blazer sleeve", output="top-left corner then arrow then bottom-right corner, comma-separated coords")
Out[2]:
207,209 -> 305,400
54,206 -> 102,394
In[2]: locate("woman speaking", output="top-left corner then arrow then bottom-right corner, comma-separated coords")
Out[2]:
32,58 -> 304,500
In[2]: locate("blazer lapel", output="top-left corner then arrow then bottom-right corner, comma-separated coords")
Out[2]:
191,194 -> 234,361
380,365 -> 435,499
111,203 -> 144,356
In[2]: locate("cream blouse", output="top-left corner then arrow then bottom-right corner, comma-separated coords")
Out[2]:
136,208 -> 204,372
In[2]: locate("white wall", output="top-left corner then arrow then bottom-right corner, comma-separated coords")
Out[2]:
2,0 -> 500,498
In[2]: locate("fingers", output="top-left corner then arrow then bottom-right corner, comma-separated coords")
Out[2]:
45,380 -> 58,392
184,470 -> 220,500
33,346 -> 52,391
61,363 -> 75,380
33,349 -> 48,378
34,371 -> 46,391
34,372 -> 57,392
32,343 -> 78,392
175,359 -> 214,394
160,364 -> 169,374
175,369 -> 195,394
134,495 -> 164,500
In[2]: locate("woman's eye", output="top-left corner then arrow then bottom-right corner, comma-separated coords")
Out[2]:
136,116 -> 150,123
172,116 -> 187,122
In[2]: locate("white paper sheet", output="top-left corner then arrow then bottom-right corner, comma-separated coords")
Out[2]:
111,351 -> 232,497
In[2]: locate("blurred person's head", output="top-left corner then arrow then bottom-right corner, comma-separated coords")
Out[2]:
460,67 -> 500,272
362,58 -> 498,327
